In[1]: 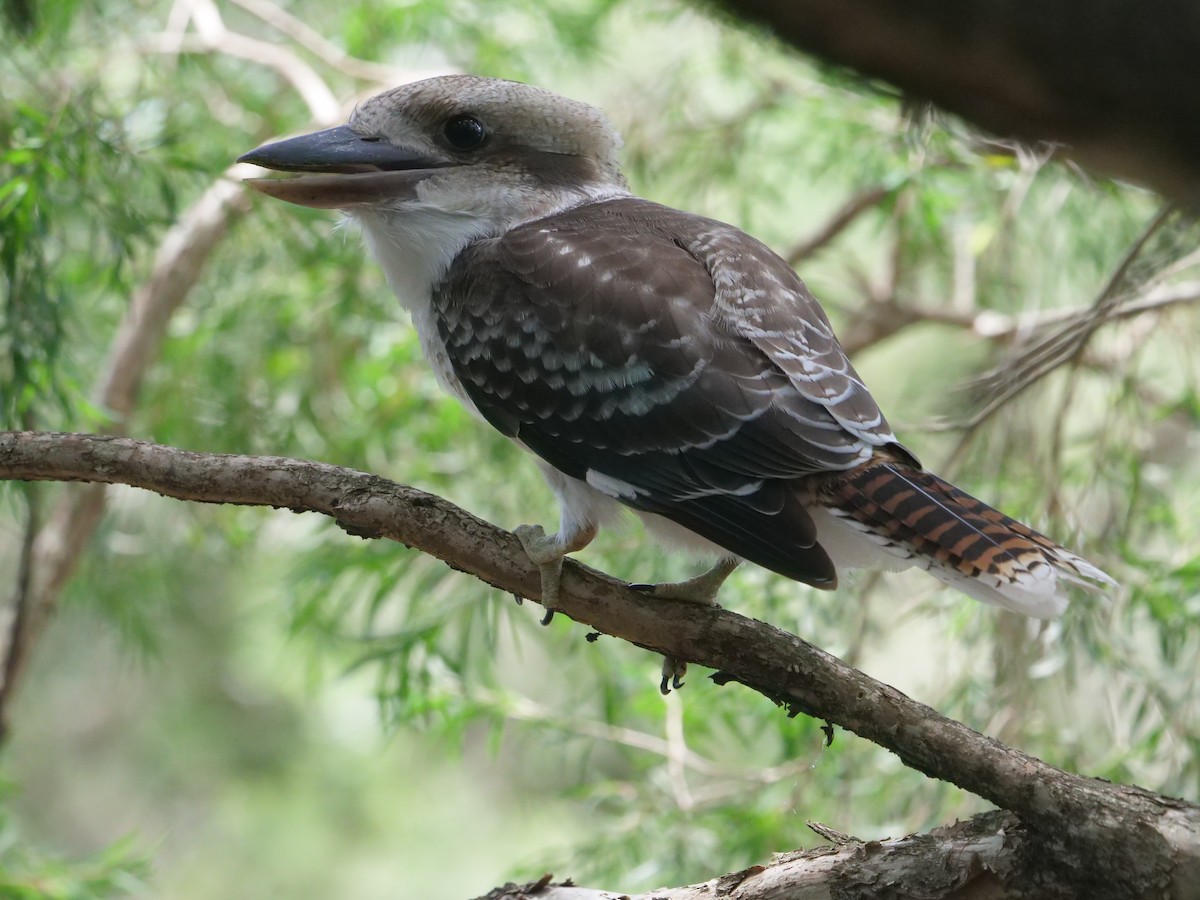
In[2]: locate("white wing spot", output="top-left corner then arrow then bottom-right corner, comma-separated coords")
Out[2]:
585,469 -> 643,500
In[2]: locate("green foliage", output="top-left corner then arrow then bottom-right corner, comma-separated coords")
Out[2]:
0,789 -> 145,899
0,101 -> 75,428
1,0 -> 1199,897
0,58 -> 180,429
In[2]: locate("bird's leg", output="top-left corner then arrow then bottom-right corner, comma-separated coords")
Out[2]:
513,521 -> 597,625
630,557 -> 741,694
630,557 -> 740,606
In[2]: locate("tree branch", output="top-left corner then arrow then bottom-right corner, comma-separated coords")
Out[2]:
784,183 -> 893,266
711,0 -> 1200,202
837,275 -> 1200,358
2,430 -> 1198,898
227,0 -> 420,85
955,204 -> 1179,431
145,0 -> 341,123
478,811 -> 1021,899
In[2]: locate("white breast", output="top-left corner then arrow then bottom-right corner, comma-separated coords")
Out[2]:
353,207 -> 494,415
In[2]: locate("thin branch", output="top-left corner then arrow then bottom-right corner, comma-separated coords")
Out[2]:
664,691 -> 694,811
1093,205 -> 1178,316
487,691 -> 729,778
837,270 -> 1200,360
487,690 -> 831,807
785,184 -> 891,265
228,0 -> 410,85
143,0 -> 340,123
954,204 -> 1177,431
140,32 -> 341,124
0,482 -> 38,742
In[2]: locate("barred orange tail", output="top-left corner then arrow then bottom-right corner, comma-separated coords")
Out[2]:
821,462 -> 1115,617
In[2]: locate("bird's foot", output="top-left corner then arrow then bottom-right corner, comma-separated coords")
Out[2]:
630,558 -> 740,607
632,560 -> 739,694
660,656 -> 687,694
514,523 -> 567,625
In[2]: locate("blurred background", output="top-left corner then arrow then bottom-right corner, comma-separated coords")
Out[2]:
1,0 -> 1198,897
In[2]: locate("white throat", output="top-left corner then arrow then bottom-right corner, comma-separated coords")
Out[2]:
352,206 -> 492,410
351,181 -> 630,411
354,181 -> 629,309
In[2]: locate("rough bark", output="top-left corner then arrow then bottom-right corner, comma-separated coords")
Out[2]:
711,0 -> 1200,203
2,430 -> 1198,899
478,811 -> 1023,899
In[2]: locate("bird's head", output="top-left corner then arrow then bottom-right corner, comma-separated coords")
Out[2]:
238,75 -> 627,226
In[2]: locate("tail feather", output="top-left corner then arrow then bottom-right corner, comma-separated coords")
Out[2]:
822,462 -> 1115,618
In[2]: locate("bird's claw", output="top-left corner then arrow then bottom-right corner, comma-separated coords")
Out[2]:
634,563 -> 739,694
660,656 -> 687,694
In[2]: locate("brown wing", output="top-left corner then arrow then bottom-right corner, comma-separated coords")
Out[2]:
433,197 -> 911,586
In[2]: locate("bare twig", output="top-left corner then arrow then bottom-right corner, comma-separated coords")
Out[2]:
664,692 -> 694,811
143,0 -> 342,123
836,277 -> 1200,359
479,690 -> 831,809
140,32 -> 341,124
954,204 -> 1177,431
485,690 -> 728,777
228,0 -> 409,85
785,184 -> 892,265
0,483 -> 38,741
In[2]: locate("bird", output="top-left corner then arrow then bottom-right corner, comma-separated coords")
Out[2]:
239,75 -> 1114,687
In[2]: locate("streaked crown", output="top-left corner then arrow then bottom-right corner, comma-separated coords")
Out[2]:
353,75 -> 625,188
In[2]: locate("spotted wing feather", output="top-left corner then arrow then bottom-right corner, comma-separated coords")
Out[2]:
434,198 -> 910,587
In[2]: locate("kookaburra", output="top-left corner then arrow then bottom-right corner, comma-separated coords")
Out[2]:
239,75 -> 1113,650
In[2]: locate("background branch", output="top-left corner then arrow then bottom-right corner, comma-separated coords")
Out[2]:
147,0 -> 341,122
2,430 -> 1198,898
227,0 -> 417,84
712,0 -> 1200,202
784,183 -> 893,266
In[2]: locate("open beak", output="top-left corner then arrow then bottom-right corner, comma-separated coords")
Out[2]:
237,125 -> 447,209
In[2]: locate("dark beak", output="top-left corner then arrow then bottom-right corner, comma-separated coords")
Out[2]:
237,124 -> 447,209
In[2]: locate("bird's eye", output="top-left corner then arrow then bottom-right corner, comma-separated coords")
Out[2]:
443,115 -> 487,151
